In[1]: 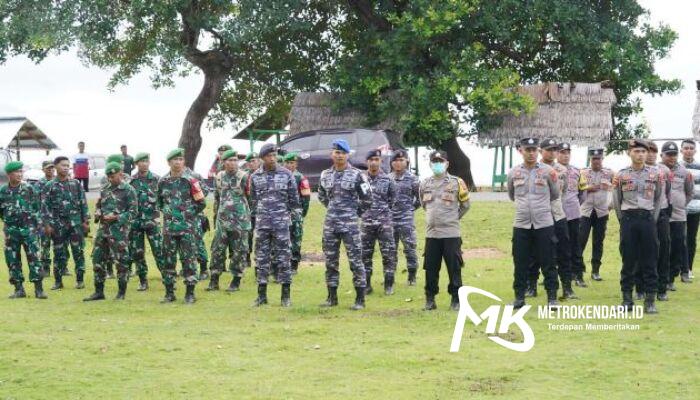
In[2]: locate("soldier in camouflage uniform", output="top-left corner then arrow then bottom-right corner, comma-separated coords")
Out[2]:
84,162 -> 138,301
208,149 -> 251,292
361,149 -> 397,295
129,152 -> 164,291
33,160 -> 56,277
318,139 -> 372,310
244,151 -> 260,266
98,154 -> 131,279
157,148 -> 206,304
42,156 -> 89,290
186,168 -> 211,281
283,152 -> 311,274
389,149 -> 420,286
249,144 -> 300,307
0,161 -> 47,299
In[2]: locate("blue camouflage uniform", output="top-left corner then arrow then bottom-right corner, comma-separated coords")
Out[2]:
390,168 -> 421,278
361,168 -> 397,288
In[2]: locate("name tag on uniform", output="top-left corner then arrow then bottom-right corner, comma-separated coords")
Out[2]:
441,192 -> 454,202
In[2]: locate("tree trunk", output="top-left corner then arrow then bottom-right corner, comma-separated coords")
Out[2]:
439,136 -> 475,191
179,71 -> 227,169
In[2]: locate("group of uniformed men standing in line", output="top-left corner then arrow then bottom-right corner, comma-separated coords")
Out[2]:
0,137 -> 475,311
508,137 -> 698,314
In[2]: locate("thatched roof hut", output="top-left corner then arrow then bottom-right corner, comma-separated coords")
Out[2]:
480,82 -> 617,147
692,81 -> 700,140
288,92 -> 396,135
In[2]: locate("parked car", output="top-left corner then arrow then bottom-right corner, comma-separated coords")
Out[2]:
25,153 -> 106,191
22,162 -> 45,184
279,128 -> 405,188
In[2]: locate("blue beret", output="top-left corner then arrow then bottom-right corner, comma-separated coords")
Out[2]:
366,149 -> 381,160
332,139 -> 350,153
259,143 -> 277,159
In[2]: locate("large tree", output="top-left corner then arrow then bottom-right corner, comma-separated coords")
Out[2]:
0,0 -> 337,168
335,0 -> 680,188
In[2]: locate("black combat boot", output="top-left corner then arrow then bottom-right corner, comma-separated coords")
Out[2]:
644,292 -> 658,314
75,271 -> 85,289
137,275 -> 148,291
34,281 -> 47,299
8,282 -> 26,299
680,272 -> 692,283
198,263 -> 209,281
253,284 -> 268,306
547,290 -> 560,308
591,264 -> 602,281
320,286 -> 338,307
667,282 -> 677,291
365,271 -> 373,295
114,280 -> 127,300
622,291 -> 634,311
635,291 -> 645,301
83,282 -> 105,301
350,286 -> 365,310
184,285 -> 196,304
226,276 -> 241,292
50,275 -> 63,290
657,292 -> 669,301
511,291 -> 526,309
525,280 -> 537,298
574,275 -> 588,288
450,294 -> 460,311
206,274 -> 220,291
423,294 -> 437,311
561,282 -> 579,300
407,269 -> 417,286
384,275 -> 395,296
160,284 -> 176,303
281,284 -> 291,307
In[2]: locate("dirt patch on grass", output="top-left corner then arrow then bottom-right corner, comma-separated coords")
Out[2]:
469,377 -> 512,395
462,247 -> 506,259
301,252 -> 325,263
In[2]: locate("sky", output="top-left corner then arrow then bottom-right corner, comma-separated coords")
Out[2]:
0,0 -> 698,182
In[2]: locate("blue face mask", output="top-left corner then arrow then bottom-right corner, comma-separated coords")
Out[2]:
430,162 -> 446,175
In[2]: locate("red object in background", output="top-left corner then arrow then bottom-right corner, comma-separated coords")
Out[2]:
73,153 -> 90,179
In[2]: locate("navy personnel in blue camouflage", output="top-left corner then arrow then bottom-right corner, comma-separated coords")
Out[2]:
361,149 -> 397,295
318,139 -> 373,310
420,150 -> 471,311
249,144 -> 300,307
389,149 -> 421,286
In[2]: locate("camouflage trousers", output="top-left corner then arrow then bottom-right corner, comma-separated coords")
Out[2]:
211,228 -> 249,277
361,222 -> 397,278
52,223 -> 85,277
195,216 -> 209,269
393,224 -> 418,272
255,226 -> 292,285
39,230 -> 52,274
92,226 -> 130,283
290,213 -> 304,270
162,232 -> 198,286
322,222 -> 366,288
4,228 -> 42,284
129,223 -> 164,279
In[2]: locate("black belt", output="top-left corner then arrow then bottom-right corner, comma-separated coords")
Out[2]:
621,209 -> 652,216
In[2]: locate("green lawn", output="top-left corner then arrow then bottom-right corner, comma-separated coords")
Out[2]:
0,200 -> 698,399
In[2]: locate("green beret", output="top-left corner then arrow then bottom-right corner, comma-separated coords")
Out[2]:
218,144 -> 233,152
107,154 -> 124,164
134,152 -> 149,163
105,162 -> 122,175
221,149 -> 237,161
4,161 -> 23,174
167,148 -> 185,161
283,152 -> 299,162
245,152 -> 258,161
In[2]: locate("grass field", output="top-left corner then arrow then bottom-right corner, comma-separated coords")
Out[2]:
0,199 -> 698,399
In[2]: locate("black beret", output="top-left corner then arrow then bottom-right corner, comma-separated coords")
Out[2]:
519,138 -> 539,148
366,149 -> 382,160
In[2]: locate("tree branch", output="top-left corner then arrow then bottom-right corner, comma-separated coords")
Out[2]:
346,0 -> 392,32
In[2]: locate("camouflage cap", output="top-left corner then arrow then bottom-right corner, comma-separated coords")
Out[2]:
107,154 -> 124,164
42,160 -> 55,169
167,148 -> 185,161
4,161 -> 23,174
221,149 -> 238,161
134,152 -> 150,163
105,162 -> 122,175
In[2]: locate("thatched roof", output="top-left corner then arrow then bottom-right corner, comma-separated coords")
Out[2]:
692,81 -> 700,140
480,82 -> 617,147
288,92 -> 396,135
